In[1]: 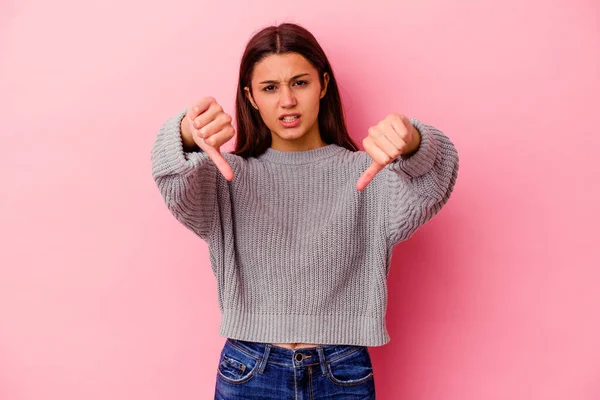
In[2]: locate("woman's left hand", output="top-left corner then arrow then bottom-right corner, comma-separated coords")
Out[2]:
356,113 -> 421,191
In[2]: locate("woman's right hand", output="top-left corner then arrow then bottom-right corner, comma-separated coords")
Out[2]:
181,97 -> 235,181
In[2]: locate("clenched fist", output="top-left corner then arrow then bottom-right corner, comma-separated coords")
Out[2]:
356,113 -> 421,191
181,97 -> 235,181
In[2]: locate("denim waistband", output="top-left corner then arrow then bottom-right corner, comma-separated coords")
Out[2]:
225,337 -> 367,373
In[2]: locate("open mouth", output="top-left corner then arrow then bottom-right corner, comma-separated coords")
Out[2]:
279,114 -> 301,128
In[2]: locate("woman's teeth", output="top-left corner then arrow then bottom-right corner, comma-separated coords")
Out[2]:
282,116 -> 298,122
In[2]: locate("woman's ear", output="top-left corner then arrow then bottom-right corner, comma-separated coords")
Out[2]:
244,87 -> 259,110
320,72 -> 330,99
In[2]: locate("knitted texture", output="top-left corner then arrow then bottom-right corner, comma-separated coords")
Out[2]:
151,110 -> 459,346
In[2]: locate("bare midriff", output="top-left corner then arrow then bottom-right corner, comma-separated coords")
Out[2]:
271,342 -> 321,349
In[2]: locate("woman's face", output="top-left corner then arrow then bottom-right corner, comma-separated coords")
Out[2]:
245,52 -> 329,151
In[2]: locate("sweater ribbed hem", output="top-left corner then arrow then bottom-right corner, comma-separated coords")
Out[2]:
390,118 -> 439,178
219,309 -> 391,347
151,109 -> 210,178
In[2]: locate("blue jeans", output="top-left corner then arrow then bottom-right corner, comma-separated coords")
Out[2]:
215,338 -> 376,399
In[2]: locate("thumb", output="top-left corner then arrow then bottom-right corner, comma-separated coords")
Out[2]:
356,161 -> 385,191
202,144 -> 234,181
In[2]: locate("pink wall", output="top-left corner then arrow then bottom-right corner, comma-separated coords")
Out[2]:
1,0 -> 599,399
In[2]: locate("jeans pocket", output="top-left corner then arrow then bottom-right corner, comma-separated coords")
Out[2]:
326,347 -> 374,386
216,340 -> 260,385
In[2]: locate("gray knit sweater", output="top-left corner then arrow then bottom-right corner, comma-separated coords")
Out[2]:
151,110 -> 459,346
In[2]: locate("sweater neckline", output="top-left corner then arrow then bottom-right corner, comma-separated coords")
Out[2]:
258,143 -> 344,165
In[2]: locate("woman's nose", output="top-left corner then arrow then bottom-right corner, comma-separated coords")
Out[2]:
279,86 -> 297,107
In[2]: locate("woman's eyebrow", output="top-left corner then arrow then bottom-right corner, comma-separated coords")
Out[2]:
259,73 -> 310,85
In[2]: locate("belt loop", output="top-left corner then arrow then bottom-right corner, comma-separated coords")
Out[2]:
316,346 -> 327,376
257,343 -> 272,374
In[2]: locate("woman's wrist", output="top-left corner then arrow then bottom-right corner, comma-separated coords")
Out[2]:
401,124 -> 421,158
181,116 -> 200,152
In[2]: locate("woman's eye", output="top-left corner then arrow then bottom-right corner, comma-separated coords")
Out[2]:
263,85 -> 276,92
294,80 -> 308,87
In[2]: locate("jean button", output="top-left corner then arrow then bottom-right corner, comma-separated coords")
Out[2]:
295,353 -> 303,362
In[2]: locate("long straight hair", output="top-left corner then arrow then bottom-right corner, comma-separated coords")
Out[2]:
232,23 -> 359,158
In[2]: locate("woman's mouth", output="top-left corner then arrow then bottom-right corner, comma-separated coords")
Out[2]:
279,115 -> 301,128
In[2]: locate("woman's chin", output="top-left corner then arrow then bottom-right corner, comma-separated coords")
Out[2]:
274,128 -> 306,142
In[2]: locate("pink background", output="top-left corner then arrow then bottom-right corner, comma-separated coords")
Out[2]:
2,0 -> 599,399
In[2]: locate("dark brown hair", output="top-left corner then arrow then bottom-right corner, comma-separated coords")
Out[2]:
232,23 -> 359,158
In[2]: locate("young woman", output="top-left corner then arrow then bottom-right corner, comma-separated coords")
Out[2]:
151,22 -> 459,399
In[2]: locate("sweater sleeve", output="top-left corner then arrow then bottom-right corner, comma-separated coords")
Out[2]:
150,109 -> 220,242
385,118 -> 459,246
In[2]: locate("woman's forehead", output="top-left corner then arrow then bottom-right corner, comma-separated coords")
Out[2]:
252,53 -> 317,82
